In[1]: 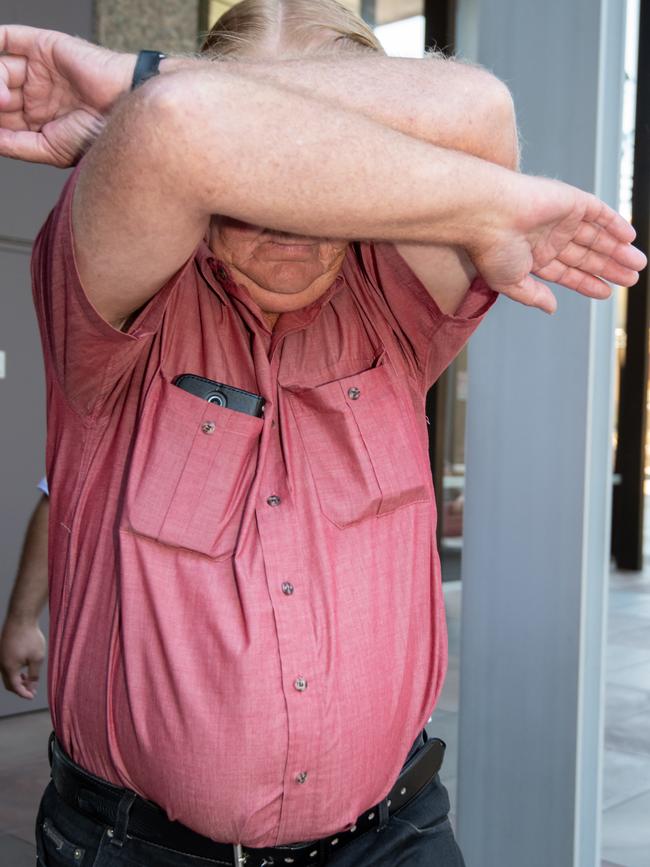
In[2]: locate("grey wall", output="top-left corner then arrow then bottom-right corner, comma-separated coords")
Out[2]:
0,0 -> 93,719
458,0 -> 627,865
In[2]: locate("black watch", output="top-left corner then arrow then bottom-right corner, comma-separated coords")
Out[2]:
131,50 -> 167,91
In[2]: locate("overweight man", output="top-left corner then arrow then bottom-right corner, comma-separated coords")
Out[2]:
0,1 -> 644,865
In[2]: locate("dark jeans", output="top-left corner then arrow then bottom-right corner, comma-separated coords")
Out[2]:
35,739 -> 466,867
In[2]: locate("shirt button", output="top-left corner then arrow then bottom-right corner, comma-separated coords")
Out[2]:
296,772 -> 308,784
267,495 -> 281,507
216,266 -> 228,280
347,386 -> 361,400
294,677 -> 308,692
282,582 -> 294,595
201,421 -> 216,434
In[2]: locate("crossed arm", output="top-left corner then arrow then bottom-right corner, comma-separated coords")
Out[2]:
0,26 -> 645,327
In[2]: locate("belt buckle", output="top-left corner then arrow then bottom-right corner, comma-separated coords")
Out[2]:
233,843 -> 248,865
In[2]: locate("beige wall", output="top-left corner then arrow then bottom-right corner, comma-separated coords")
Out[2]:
95,0 -> 201,53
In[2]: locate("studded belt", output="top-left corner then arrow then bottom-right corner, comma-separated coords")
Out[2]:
48,732 -> 445,866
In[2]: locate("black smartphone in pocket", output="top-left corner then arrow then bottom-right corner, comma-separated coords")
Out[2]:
173,374 -> 265,417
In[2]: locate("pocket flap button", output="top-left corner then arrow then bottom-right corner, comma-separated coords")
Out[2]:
201,421 -> 216,434
347,386 -> 361,400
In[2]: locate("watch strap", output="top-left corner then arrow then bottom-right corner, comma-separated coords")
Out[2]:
131,50 -> 166,91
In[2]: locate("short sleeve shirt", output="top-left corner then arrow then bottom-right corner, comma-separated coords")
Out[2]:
32,168 -> 497,847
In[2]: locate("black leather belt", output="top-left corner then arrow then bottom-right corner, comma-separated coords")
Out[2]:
48,732 -> 445,866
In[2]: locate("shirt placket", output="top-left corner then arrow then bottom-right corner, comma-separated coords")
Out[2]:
255,344 -> 323,845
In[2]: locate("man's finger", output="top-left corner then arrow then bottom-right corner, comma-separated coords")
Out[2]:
534,260 -> 613,297
0,24 -> 43,56
0,127 -> 58,164
573,223 -> 617,257
0,55 -> 26,107
1,666 -> 35,699
582,194 -> 637,243
0,55 -> 27,87
1,88 -> 24,112
554,242 -> 642,286
0,109 -> 28,130
500,274 -> 557,314
572,224 -> 647,273
0,64 -> 9,102
574,227 -> 647,272
12,672 -> 35,699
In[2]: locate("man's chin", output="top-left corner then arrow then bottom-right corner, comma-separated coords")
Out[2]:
249,282 -> 329,314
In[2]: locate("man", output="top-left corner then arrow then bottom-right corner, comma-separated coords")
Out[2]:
0,2 -> 644,864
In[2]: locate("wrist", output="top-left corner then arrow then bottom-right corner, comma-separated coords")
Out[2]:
102,51 -> 190,107
427,153 -> 515,252
102,50 -> 140,106
3,610 -> 41,629
121,54 -> 206,99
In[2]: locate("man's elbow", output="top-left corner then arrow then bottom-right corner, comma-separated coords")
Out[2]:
483,76 -> 520,171
124,70 -> 230,213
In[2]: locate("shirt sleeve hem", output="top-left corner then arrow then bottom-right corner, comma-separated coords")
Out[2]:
447,275 -> 499,323
377,243 -> 499,330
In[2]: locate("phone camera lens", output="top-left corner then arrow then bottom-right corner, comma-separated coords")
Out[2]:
208,392 -> 227,407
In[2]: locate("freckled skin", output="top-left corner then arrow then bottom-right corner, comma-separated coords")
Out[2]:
209,215 -> 348,328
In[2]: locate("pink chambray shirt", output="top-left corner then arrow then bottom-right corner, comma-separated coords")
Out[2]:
32,169 -> 497,848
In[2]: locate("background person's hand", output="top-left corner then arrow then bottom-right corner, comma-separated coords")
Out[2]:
469,173 -> 646,312
0,25 -> 134,166
0,616 -> 46,699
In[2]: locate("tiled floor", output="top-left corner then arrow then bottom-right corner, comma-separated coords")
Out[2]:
1,571 -> 649,866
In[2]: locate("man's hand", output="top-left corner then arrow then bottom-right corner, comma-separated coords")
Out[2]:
470,173 -> 646,313
0,26 -> 134,166
0,617 -> 46,699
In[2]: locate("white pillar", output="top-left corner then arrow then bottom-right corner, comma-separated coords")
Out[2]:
458,1 -> 627,865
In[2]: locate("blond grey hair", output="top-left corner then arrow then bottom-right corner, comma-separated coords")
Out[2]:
201,0 -> 385,60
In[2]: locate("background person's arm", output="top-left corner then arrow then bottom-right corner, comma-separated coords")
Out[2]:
0,27 -> 644,329
0,494 -> 48,700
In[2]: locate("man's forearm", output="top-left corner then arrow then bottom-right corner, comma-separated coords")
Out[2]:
134,65 -> 513,250
157,54 -> 518,170
5,495 -> 49,625
226,56 -> 519,170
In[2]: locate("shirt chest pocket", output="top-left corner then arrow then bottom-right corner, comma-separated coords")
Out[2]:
288,361 -> 430,528
124,376 -> 263,559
